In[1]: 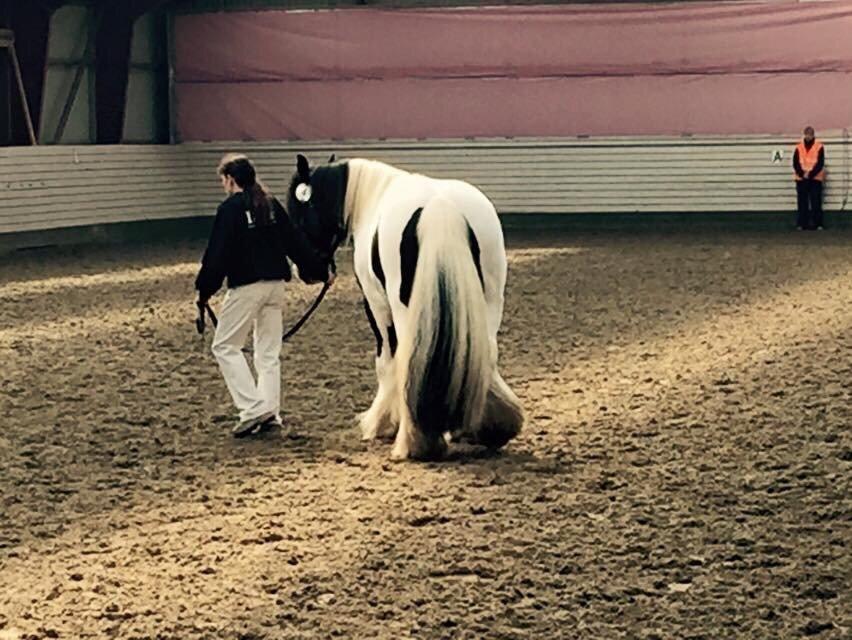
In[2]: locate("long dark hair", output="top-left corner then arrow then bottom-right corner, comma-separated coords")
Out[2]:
217,153 -> 274,226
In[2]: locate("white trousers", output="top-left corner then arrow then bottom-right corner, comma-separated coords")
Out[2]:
211,280 -> 287,423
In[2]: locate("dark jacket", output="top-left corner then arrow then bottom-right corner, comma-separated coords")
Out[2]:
195,192 -> 328,301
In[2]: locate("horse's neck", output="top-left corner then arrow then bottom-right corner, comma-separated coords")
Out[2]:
345,159 -> 408,233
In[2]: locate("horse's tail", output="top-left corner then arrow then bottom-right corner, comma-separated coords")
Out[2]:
400,198 -> 491,440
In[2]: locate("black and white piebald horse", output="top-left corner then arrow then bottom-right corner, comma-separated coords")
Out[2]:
287,154 -> 523,460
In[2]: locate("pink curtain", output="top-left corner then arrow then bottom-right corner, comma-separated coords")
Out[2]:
174,2 -> 852,140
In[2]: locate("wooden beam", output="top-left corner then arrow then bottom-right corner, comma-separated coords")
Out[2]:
7,3 -> 52,145
0,27 -> 36,145
8,42 -> 37,145
53,6 -> 101,143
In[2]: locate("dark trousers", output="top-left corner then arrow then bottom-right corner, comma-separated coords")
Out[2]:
796,179 -> 824,229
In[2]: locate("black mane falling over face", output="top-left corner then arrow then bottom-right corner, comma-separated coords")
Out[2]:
286,156 -> 350,262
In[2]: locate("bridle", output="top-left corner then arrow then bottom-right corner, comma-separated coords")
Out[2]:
278,183 -> 346,344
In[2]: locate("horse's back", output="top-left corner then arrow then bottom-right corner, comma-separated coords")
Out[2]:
370,173 -> 505,310
377,175 -> 501,243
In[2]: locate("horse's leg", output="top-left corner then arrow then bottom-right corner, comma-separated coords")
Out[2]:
391,387 -> 447,462
357,294 -> 399,441
359,354 -> 398,441
478,370 -> 524,449
480,295 -> 524,449
455,289 -> 523,450
389,314 -> 446,461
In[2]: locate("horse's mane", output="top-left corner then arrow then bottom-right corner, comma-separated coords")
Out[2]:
345,159 -> 412,228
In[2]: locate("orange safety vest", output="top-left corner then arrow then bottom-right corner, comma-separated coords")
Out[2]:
794,140 -> 825,181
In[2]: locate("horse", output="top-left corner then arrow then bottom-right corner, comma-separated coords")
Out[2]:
286,154 -> 524,461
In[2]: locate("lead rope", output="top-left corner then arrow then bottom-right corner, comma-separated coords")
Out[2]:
281,280 -> 332,343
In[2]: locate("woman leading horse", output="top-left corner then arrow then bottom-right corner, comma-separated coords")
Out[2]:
196,154 -> 333,438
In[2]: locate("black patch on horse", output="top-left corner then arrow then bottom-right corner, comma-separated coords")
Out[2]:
467,223 -> 485,291
387,323 -> 398,357
371,229 -> 386,291
362,297 -> 383,357
399,207 -> 423,307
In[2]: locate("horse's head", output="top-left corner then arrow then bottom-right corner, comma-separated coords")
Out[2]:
287,153 -> 348,270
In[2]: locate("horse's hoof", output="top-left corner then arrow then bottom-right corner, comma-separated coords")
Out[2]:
376,423 -> 400,442
360,426 -> 379,442
358,413 -> 379,441
360,409 -> 399,442
390,442 -> 410,461
408,437 -> 448,462
475,425 -> 519,450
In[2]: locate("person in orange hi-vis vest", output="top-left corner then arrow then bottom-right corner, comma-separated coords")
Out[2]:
792,126 -> 826,230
